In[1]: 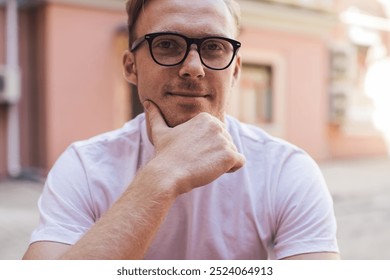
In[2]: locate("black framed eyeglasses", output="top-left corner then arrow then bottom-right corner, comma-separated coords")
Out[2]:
131,32 -> 241,70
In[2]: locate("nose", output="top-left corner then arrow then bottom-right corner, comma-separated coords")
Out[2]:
179,46 -> 205,79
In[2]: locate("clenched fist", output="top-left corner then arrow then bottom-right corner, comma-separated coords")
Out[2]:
144,100 -> 245,195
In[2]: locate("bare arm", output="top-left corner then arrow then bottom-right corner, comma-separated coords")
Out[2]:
23,101 -> 245,260
23,162 -> 176,260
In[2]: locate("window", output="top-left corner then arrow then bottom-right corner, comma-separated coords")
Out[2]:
232,64 -> 273,126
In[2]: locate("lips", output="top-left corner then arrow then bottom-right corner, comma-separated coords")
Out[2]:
168,92 -> 209,98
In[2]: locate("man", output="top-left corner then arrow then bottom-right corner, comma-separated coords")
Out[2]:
23,0 -> 339,260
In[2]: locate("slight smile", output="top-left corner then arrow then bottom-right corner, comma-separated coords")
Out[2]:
167,92 -> 210,98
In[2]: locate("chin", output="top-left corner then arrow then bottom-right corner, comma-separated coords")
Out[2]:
163,110 -> 225,127
164,114 -> 196,128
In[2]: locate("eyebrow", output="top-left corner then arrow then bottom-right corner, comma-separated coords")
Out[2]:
157,29 -> 230,39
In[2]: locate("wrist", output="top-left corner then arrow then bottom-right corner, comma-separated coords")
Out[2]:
138,157 -> 184,199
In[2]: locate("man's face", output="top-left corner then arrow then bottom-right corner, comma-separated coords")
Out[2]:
124,0 -> 241,127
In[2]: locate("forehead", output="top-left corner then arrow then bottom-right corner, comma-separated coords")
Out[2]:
135,0 -> 236,38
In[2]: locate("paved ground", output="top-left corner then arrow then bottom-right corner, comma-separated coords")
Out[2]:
0,179 -> 43,260
0,157 -> 389,260
321,157 -> 390,259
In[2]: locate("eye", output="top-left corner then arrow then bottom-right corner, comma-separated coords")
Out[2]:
156,40 -> 175,49
202,39 -> 231,55
152,36 -> 184,50
202,40 -> 225,52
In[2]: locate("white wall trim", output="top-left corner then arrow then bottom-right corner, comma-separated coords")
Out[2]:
239,0 -> 338,37
229,49 -> 287,137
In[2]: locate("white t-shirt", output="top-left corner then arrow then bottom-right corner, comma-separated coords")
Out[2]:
30,114 -> 338,259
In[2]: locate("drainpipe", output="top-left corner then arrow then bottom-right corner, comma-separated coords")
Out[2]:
5,0 -> 21,177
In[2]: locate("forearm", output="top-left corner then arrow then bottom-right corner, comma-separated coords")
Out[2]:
60,162 -> 177,260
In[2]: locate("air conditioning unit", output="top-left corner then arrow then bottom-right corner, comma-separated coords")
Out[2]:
0,65 -> 21,104
328,43 -> 356,125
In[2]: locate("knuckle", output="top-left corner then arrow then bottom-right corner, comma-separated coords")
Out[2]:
220,149 -> 235,166
195,112 -> 211,123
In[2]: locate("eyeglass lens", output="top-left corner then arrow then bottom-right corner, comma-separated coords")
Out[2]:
150,34 -> 235,69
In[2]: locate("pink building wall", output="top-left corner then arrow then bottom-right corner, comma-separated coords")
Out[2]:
41,2 -> 332,167
1,1 -> 388,178
239,27 -> 329,159
42,3 -> 127,168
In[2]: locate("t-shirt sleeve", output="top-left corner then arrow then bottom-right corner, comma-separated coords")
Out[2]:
272,150 -> 339,259
30,145 -> 96,245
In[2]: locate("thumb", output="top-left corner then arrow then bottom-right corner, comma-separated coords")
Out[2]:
143,100 -> 168,144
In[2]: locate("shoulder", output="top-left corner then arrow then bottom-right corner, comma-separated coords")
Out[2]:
225,115 -> 325,193
225,115 -> 303,160
45,114 -> 148,219
50,113 -> 147,185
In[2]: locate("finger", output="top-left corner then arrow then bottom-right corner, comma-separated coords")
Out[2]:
227,153 -> 246,173
143,100 -> 169,142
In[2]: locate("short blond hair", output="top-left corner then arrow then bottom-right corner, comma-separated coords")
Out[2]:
126,0 -> 241,47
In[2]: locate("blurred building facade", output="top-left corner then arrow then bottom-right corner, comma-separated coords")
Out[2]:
0,0 -> 389,179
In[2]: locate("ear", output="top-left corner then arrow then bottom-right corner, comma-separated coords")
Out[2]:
232,53 -> 241,87
123,50 -> 138,86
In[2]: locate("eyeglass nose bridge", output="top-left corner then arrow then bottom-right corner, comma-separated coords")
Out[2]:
179,37 -> 205,66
